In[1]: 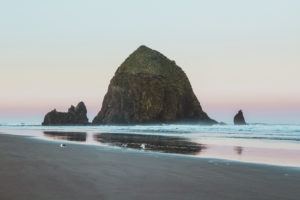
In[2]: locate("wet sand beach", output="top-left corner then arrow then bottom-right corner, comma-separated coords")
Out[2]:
0,134 -> 299,200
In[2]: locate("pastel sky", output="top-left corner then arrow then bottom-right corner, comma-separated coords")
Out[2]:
1,0 -> 300,124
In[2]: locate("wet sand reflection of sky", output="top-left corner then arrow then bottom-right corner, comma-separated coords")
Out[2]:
39,131 -> 300,167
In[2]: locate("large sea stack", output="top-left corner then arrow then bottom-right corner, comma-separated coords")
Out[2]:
234,110 -> 247,125
93,45 -> 216,125
42,102 -> 88,125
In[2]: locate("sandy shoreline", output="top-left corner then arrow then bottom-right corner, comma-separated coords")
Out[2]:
0,134 -> 299,200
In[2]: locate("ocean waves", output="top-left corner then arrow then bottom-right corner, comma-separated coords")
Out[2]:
1,123 -> 300,143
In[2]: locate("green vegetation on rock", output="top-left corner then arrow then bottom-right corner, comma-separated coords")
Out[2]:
93,45 -> 216,124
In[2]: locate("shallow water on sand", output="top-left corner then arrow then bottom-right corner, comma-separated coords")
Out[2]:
1,124 -> 300,167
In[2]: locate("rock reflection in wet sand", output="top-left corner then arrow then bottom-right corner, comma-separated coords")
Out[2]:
43,131 -> 87,142
234,146 -> 243,155
94,133 -> 205,155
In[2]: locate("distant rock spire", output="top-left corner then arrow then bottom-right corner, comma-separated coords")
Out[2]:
234,110 -> 247,125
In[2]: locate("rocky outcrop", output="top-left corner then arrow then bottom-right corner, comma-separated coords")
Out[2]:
42,102 -> 88,125
234,110 -> 247,125
93,45 -> 216,125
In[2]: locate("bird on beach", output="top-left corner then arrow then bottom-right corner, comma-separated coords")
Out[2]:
140,144 -> 146,150
60,144 -> 66,148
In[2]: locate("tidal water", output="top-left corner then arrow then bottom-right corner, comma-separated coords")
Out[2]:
1,123 -> 300,167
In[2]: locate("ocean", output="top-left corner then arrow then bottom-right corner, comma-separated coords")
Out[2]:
1,123 -> 300,167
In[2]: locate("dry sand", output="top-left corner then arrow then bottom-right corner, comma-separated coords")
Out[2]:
0,134 -> 299,200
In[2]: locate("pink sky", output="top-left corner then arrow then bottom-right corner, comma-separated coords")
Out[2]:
1,1 -> 299,124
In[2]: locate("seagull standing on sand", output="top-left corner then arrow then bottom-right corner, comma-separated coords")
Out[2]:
60,144 -> 66,148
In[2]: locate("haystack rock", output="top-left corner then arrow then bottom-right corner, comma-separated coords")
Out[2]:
42,102 -> 88,125
93,45 -> 217,125
234,110 -> 247,125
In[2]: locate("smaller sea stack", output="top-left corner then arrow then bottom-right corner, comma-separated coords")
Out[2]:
42,102 -> 88,125
234,110 -> 247,125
